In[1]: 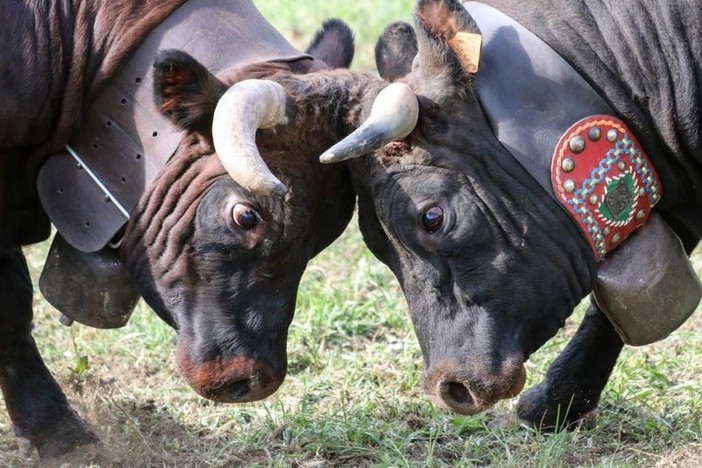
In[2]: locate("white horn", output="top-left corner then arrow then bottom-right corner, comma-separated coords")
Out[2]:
319,83 -> 418,163
212,79 -> 288,195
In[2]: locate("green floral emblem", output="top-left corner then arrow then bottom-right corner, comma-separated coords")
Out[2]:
600,173 -> 635,223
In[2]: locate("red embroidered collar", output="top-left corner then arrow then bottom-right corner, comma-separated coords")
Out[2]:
551,115 -> 662,260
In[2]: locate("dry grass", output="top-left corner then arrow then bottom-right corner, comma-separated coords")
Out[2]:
1,227 -> 700,467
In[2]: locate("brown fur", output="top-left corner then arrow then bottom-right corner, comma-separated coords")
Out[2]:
120,53 -> 369,404
0,0 -> 186,247
1,4 -> 362,457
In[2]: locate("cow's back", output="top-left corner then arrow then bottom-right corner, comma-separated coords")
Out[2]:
0,0 -> 187,149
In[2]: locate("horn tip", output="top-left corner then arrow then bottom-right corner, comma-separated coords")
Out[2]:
319,152 -> 337,164
272,181 -> 288,195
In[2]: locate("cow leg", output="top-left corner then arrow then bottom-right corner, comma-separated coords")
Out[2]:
0,246 -> 98,458
516,302 -> 624,430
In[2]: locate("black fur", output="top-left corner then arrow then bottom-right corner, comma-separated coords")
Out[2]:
353,0 -> 701,427
375,21 -> 417,82
305,18 -> 355,69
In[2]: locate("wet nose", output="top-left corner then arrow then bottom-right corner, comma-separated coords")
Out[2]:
422,360 -> 527,415
175,342 -> 285,403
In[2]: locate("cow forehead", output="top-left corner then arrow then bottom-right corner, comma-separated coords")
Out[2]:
370,164 -> 456,201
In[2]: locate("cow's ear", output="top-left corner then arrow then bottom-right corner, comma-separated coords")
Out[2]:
152,49 -> 228,133
375,21 -> 418,82
414,0 -> 481,100
305,18 -> 355,69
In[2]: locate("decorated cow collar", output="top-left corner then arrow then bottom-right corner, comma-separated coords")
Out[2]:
551,116 -> 661,259
462,2 -> 662,261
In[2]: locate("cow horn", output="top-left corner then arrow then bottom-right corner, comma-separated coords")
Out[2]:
319,83 -> 418,163
212,79 -> 288,195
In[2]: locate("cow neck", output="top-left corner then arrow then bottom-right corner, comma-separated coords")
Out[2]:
37,0 -> 310,253
464,2 -> 662,261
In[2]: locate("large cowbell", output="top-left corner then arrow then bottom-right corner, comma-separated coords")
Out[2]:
592,212 -> 701,346
39,234 -> 140,329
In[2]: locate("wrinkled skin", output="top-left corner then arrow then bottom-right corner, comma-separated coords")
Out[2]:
0,10 -> 357,457
336,0 -> 702,427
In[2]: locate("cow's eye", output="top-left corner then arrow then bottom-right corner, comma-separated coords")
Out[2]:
232,204 -> 260,229
421,206 -> 444,233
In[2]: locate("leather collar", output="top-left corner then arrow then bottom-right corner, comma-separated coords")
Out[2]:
464,2 -> 662,260
37,0 -> 310,252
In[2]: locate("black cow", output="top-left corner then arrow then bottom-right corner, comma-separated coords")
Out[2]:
319,0 -> 702,429
1,0 -> 357,458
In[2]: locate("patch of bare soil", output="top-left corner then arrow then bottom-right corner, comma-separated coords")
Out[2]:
2,358 -> 194,467
653,447 -> 702,467
1,353 -> 294,467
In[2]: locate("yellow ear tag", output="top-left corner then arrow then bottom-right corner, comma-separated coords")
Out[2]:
448,32 -> 482,74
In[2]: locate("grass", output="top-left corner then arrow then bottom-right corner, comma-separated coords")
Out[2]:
2,0 -> 702,466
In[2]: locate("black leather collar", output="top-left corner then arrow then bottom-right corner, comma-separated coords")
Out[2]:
465,1 -> 614,194
37,0 -> 310,252
464,2 -> 663,261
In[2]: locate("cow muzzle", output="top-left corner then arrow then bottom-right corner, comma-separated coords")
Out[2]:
422,359 -> 527,415
175,340 -> 285,403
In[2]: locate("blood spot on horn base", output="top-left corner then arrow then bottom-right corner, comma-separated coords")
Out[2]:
319,83 -> 418,163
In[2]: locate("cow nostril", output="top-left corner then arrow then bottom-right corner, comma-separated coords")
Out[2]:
439,381 -> 477,414
210,373 -> 284,403
446,381 -> 473,407
224,379 -> 252,401
424,359 -> 527,416
175,341 -> 286,403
